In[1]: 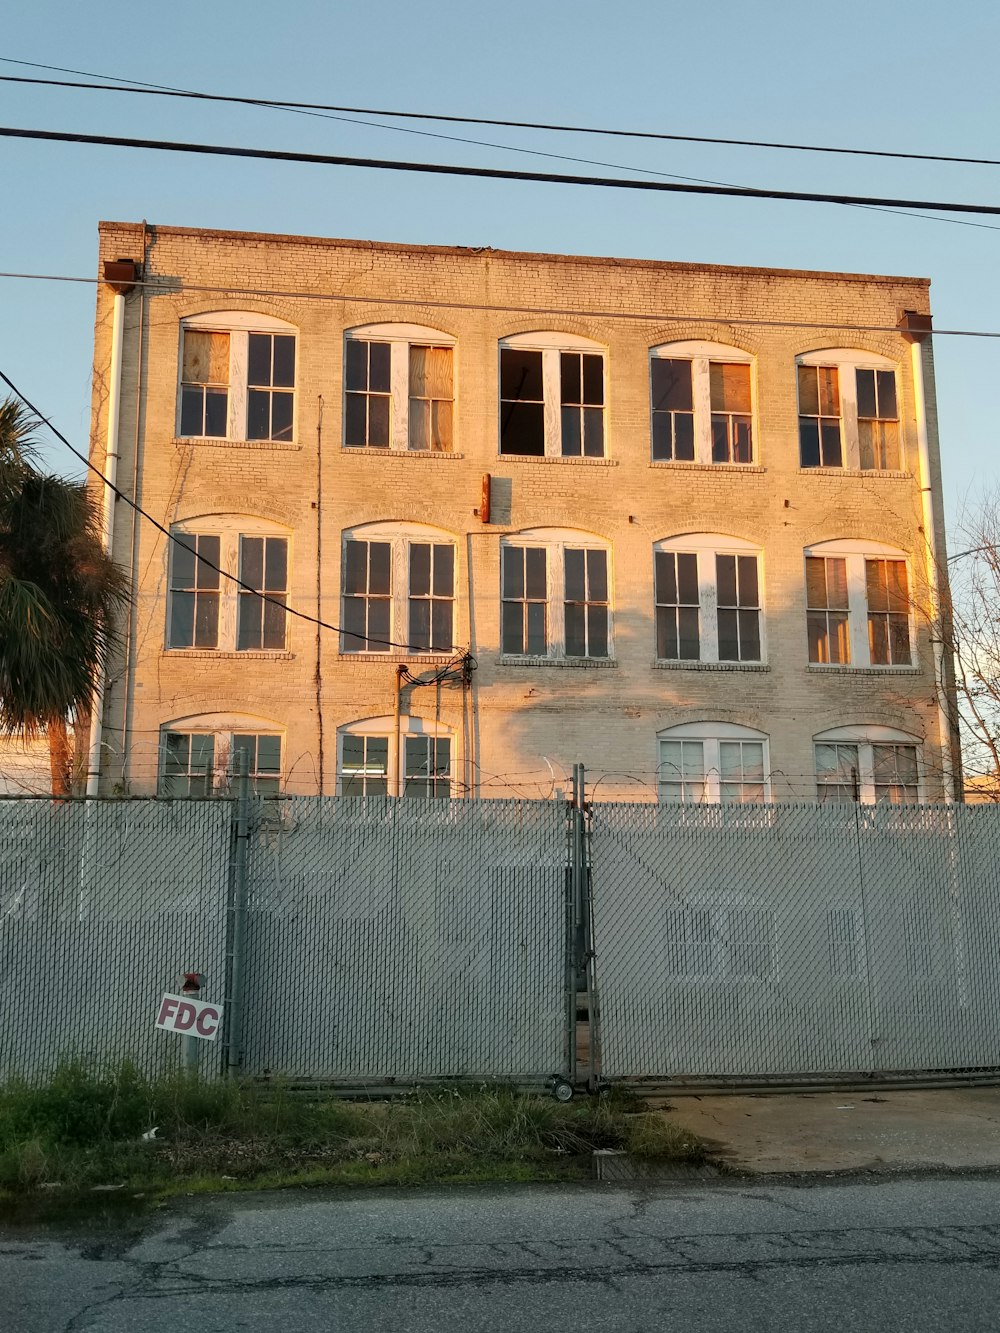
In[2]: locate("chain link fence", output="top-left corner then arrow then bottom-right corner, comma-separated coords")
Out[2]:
5,792 -> 1000,1089
589,802 -> 1000,1082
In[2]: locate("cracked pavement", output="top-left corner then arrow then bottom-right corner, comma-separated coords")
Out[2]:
4,1177 -> 1000,1330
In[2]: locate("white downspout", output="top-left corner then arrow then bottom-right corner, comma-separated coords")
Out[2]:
909,330 -> 954,802
85,284 -> 126,796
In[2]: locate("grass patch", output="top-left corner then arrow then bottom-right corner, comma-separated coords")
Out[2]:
0,1063 -> 704,1209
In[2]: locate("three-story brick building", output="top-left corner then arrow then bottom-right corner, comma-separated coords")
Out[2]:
86,222 -> 959,803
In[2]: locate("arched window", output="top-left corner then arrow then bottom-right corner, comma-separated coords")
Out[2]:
177,312 -> 297,443
654,533 -> 763,664
337,715 -> 454,799
165,515 -> 291,652
796,348 -> 901,470
657,721 -> 770,804
650,340 -> 755,465
804,539 -> 913,668
814,725 -> 922,803
159,712 -> 283,797
500,527 -> 612,660
341,521 -> 458,655
344,323 -> 456,452
499,331 -> 607,458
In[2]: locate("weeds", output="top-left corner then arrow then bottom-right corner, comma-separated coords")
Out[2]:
0,1064 -> 703,1203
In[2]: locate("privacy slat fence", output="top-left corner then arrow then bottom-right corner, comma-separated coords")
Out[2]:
3,793 -> 1000,1088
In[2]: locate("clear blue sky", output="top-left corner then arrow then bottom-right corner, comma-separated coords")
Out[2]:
1,0 -> 998,532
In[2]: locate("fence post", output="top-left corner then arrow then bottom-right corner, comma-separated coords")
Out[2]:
564,765 -> 580,1088
227,747 -> 251,1078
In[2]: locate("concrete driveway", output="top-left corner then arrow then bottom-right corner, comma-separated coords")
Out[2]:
650,1087 -> 1000,1173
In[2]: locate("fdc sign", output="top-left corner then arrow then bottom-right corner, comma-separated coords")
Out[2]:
155,993 -> 222,1042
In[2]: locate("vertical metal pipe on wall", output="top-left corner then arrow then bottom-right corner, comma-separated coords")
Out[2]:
908,330 -> 956,802
85,282 -> 127,797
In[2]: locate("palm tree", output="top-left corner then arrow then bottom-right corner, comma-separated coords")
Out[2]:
0,399 -> 129,796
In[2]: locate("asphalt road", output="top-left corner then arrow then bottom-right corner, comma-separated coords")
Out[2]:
4,1175 -> 1000,1331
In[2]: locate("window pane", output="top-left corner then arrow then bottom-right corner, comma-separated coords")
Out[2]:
501,600 -> 523,654
827,558 -> 848,608
565,549 -> 586,602
856,368 -> 877,419
265,539 -> 287,591
500,401 -> 545,455
190,734 -> 215,774
241,537 -> 264,589
561,406 -> 581,456
560,352 -> 581,404
204,389 -> 228,437
717,608 -> 739,661
887,561 -> 909,612
651,413 -> 673,461
409,543 -> 430,596
587,604 -> 609,657
271,392 -> 293,442
527,602 -> 546,655
710,362 -> 750,413
678,606 -> 700,659
866,559 -> 888,611
798,364 -> 819,416
430,399 -> 452,452
247,334 -> 271,387
409,599 -> 430,647
501,348 -> 543,401
818,366 -> 839,415
652,359 -> 693,411
194,592 -> 219,648
345,339 -> 368,391
197,536 -> 220,588
344,392 -> 367,446
738,609 -> 761,660
409,398 -> 429,451
656,607 -> 678,659
341,734 -> 364,767
368,394 -> 390,447
677,553 -> 699,604
272,336 -> 295,389
889,615 -> 911,664
179,387 -> 204,436
655,551 -> 676,605
583,407 -> 604,457
502,545 -> 524,599
587,549 -> 608,602
183,330 -> 229,385
262,596 -> 286,649
247,389 -> 270,440
431,600 -> 453,650
737,555 -> 758,606
799,420 -> 820,468
169,591 -> 194,647
716,554 -> 737,606
565,602 -> 586,657
237,593 -> 262,650
433,545 -> 454,596
877,370 -> 897,420
732,418 -> 752,464
344,541 -> 368,595
820,421 -> 842,467
172,536 -> 197,590
343,597 -> 367,649
369,342 -> 391,394
582,354 -> 604,406
525,548 -> 547,598
369,542 -> 391,594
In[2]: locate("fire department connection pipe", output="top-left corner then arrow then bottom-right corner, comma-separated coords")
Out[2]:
85,285 -> 126,797
910,335 -> 955,803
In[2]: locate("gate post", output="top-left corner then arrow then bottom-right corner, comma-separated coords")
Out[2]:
226,747 -> 251,1077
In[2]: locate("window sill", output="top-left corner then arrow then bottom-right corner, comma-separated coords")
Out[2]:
498,455 -> 618,467
162,650 -> 295,660
497,656 -> 617,668
337,652 -> 458,664
806,664 -> 921,676
174,437 -> 302,452
653,660 -> 769,672
798,467 -> 912,479
650,461 -> 764,473
339,449 -> 466,460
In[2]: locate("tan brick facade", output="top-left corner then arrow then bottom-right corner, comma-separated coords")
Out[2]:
89,222 -> 957,802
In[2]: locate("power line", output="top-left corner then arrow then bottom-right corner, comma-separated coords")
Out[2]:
5,67 -> 1000,236
4,267 -> 998,339
4,59 -> 1000,170
0,367 -> 466,657
5,124 -> 1000,218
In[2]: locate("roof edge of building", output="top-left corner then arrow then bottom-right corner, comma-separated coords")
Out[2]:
97,221 -> 931,290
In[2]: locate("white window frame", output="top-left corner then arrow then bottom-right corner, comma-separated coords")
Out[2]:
498,331 -> 608,459
340,521 -> 458,655
177,311 -> 297,443
654,534 -> 765,664
650,341 -> 756,465
336,716 -> 456,799
813,725 -> 923,804
657,721 -> 771,804
343,323 -> 457,452
804,539 -> 914,669
165,516 -> 291,653
159,714 -> 284,797
500,527 -> 613,661
797,349 -> 903,472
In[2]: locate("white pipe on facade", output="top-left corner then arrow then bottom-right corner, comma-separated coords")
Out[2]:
85,287 -> 126,796
910,337 -> 955,802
